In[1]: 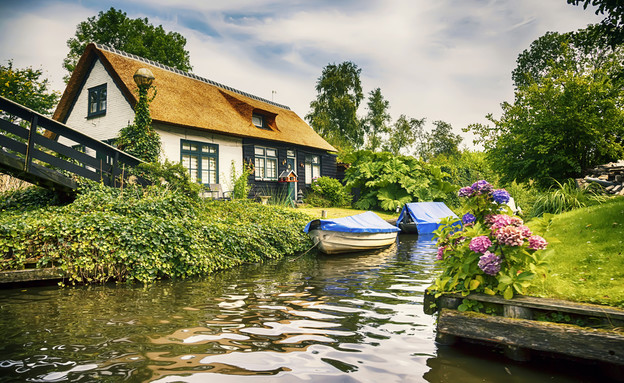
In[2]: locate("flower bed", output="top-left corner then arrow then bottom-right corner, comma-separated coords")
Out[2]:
431,180 -> 549,300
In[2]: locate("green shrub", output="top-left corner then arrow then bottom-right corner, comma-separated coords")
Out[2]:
306,176 -> 350,207
230,160 -> 253,200
133,160 -> 201,199
531,179 -> 606,217
0,182 -> 313,284
0,186 -> 61,212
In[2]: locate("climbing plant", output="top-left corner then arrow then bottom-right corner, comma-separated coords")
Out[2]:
117,84 -> 161,162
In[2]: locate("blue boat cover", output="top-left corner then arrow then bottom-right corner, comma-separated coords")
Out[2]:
397,202 -> 460,234
304,211 -> 400,233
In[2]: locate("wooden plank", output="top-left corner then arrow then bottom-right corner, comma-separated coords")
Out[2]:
437,309 -> 624,365
0,118 -> 29,139
0,134 -> 27,155
32,149 -> 101,182
443,292 -> 624,322
34,133 -> 111,172
0,268 -> 65,284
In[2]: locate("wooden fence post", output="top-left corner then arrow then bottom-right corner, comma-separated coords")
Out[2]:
24,114 -> 37,172
503,304 -> 533,361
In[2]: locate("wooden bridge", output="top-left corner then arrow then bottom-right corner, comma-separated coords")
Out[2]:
0,95 -> 144,195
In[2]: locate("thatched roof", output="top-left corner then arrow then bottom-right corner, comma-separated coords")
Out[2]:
54,43 -> 336,152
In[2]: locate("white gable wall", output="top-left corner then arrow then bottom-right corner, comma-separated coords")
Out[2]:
155,123 -> 243,194
64,59 -> 135,141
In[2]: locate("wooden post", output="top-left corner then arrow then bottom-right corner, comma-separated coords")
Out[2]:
503,304 -> 532,362
435,296 -> 462,345
321,210 -> 327,218
24,114 -> 38,172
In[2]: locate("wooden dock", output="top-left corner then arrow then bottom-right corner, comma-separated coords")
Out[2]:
424,291 -> 624,378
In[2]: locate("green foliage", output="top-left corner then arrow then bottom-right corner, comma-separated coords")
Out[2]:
362,88 -> 391,151
0,60 -> 59,116
469,25 -> 624,187
421,120 -> 463,161
230,160 -> 253,200
0,182 -> 313,284
531,179 -> 606,217
305,176 -> 350,208
64,7 -> 191,81
429,150 -> 499,208
432,181 -> 550,300
469,66 -> 624,187
343,150 -> 455,211
133,160 -> 201,198
383,115 -> 426,156
306,61 -> 364,150
567,1 -> 624,48
0,186 -> 62,212
504,180 -> 542,218
116,85 -> 161,162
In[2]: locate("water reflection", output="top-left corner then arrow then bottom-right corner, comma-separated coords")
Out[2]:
0,235 -> 603,382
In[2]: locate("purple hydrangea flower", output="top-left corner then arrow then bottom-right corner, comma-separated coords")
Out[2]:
462,213 -> 476,225
471,180 -> 494,195
436,246 -> 446,260
492,189 -> 510,204
469,236 -> 492,253
528,235 -> 548,250
458,186 -> 474,197
478,251 -> 502,276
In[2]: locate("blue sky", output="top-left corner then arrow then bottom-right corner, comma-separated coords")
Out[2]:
0,0 -> 602,148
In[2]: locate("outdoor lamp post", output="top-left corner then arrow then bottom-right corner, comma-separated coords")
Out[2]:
133,68 -> 155,88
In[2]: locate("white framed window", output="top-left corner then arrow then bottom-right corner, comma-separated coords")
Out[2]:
254,146 -> 278,181
88,84 -> 107,117
252,114 -> 264,128
305,154 -> 320,184
181,140 -> 218,185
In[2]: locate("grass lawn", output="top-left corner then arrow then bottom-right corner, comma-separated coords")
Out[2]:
526,196 -> 624,308
293,206 -> 398,221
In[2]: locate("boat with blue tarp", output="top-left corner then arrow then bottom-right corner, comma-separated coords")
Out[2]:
396,202 -> 460,234
304,211 -> 400,254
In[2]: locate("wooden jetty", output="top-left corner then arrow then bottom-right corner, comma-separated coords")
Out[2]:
424,291 -> 624,379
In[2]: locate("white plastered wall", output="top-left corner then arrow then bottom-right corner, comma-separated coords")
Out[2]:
155,123 -> 243,194
63,59 -> 135,143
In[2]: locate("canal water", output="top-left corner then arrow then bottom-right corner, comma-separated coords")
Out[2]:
0,235 -> 605,382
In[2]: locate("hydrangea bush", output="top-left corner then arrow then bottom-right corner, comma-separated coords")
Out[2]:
432,180 -> 549,300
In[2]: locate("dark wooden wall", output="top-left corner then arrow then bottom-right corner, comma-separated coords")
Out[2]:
242,138 -> 336,197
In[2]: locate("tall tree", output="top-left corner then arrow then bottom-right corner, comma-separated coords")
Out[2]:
64,7 -> 191,81
0,60 -> 59,116
362,88 -> 391,151
512,25 -> 620,89
383,115 -> 426,156
426,120 -> 462,160
567,0 -> 624,47
469,67 -> 624,186
306,61 -> 364,150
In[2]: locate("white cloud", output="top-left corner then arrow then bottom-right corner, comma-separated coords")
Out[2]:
0,0 -> 604,148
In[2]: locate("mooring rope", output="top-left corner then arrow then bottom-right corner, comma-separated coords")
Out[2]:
289,241 -> 318,262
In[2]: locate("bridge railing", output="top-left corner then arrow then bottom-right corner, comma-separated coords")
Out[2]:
0,95 -> 145,192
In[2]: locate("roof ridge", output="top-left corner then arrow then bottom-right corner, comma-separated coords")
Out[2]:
94,43 -> 291,111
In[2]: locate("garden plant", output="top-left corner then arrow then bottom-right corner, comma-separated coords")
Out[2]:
432,180 -> 549,300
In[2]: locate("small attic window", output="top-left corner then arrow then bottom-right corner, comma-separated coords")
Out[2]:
88,84 -> 107,118
252,113 -> 268,129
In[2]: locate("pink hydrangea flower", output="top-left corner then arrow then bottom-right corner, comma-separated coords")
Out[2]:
436,246 -> 446,260
519,225 -> 532,238
528,235 -> 548,250
510,216 -> 524,227
490,214 -> 513,232
496,226 -> 525,246
469,236 -> 492,253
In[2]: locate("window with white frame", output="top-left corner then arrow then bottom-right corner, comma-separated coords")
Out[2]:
88,84 -> 107,117
304,154 -> 320,184
254,146 -> 277,181
181,140 -> 218,185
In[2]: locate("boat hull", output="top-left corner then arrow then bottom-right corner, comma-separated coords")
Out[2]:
308,229 -> 398,254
